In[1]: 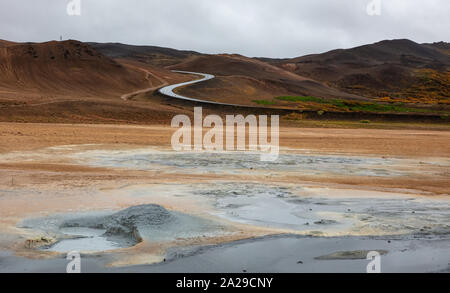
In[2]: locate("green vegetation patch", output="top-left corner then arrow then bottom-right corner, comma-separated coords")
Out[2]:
252,100 -> 276,106
277,96 -> 324,103
276,96 -> 450,114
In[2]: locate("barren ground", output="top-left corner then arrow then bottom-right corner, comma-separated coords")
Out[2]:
0,122 -> 448,267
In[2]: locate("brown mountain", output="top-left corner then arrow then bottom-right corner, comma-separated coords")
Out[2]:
0,40 -> 194,124
88,42 -> 201,67
0,40 -> 17,48
268,39 -> 450,104
1,38 -> 448,124
165,53 -> 364,106
423,42 -> 450,56
0,40 -> 150,99
89,42 -> 366,106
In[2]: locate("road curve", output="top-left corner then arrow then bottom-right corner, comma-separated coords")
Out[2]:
144,70 -> 444,121
158,70 -> 246,107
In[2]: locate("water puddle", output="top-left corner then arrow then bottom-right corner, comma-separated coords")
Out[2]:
47,227 -> 122,253
192,183 -> 450,236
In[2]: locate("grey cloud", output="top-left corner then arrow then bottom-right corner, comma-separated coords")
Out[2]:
0,0 -> 449,58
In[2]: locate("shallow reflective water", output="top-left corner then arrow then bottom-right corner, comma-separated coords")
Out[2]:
192,183 -> 450,236
48,227 -> 121,253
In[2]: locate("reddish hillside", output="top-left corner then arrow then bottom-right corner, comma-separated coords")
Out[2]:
0,40 -> 203,124
0,40 -> 148,99
89,42 -> 201,67
272,39 -> 450,104
0,40 -> 17,48
168,54 -> 363,106
1,39 -> 447,123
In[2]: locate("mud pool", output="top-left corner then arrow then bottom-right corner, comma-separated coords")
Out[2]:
70,148 -> 446,177
2,145 -> 449,272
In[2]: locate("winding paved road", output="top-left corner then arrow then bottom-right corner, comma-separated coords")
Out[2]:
158,70 -> 245,107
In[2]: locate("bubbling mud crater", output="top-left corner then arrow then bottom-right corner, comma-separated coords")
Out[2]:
20,205 -> 226,253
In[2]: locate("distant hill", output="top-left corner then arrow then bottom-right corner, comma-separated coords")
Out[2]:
167,53 -> 363,105
267,39 -> 450,104
89,42 -> 364,106
0,40 -> 148,98
423,42 -> 450,56
88,42 -> 201,67
0,40 -> 196,124
0,39 -> 18,48
0,38 -> 448,124
91,39 -> 449,106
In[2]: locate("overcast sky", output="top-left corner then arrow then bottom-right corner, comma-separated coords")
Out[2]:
1,0 -> 449,58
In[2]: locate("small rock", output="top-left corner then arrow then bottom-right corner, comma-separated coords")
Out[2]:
297,261 -> 303,264
314,219 -> 338,225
